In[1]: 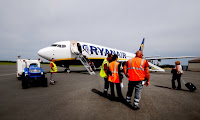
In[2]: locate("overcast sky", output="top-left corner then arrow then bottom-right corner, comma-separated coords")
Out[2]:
0,0 -> 199,65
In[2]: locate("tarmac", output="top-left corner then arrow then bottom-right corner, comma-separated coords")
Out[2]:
0,64 -> 199,120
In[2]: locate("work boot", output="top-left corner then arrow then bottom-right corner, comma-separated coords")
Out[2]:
50,81 -> 55,85
110,96 -> 115,101
103,91 -> 108,97
133,105 -> 140,110
116,97 -> 125,103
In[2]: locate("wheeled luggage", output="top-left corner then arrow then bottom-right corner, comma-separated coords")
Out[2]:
182,79 -> 196,92
185,82 -> 196,92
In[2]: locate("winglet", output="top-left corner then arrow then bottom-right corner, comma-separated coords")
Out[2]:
139,38 -> 145,52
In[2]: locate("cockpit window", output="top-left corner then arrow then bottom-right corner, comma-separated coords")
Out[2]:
51,44 -> 58,47
51,44 -> 66,48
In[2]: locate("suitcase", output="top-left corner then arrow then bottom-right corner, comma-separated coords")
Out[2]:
182,79 -> 196,92
185,82 -> 196,92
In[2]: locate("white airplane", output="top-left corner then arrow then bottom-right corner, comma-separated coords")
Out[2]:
38,39 -> 198,74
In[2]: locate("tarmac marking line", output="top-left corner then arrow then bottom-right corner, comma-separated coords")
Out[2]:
0,73 -> 16,76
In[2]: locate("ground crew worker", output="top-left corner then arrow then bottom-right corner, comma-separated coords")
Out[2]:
50,58 -> 58,85
123,51 -> 150,110
100,53 -> 112,96
108,54 -> 123,101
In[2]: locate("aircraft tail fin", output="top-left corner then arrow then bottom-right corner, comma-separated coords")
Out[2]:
139,38 -> 145,52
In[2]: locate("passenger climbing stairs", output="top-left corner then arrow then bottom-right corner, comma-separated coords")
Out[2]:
77,55 -> 96,75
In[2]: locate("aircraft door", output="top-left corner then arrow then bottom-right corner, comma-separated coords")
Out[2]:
70,40 -> 79,54
83,44 -> 91,55
88,45 -> 91,55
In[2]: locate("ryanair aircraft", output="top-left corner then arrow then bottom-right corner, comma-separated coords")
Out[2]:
38,39 -> 197,74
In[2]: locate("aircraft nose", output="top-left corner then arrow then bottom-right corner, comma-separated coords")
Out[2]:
38,49 -> 45,57
38,48 -> 51,60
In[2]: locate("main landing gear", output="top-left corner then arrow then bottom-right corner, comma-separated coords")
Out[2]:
64,68 -> 70,73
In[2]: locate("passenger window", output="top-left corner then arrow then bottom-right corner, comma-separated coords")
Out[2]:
51,44 -> 57,47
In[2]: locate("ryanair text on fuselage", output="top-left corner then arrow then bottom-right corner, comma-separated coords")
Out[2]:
82,44 -> 127,59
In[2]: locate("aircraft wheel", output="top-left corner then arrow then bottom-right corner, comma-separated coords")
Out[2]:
41,75 -> 48,87
67,69 -> 70,73
22,76 -> 30,89
42,78 -> 48,87
64,68 -> 70,73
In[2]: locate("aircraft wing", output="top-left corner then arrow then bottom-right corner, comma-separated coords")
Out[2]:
145,56 -> 200,61
117,59 -> 166,72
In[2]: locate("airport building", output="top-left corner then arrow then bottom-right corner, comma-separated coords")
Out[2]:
188,58 -> 200,71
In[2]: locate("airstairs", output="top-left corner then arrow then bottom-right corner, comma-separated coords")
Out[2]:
70,40 -> 96,75
148,62 -> 165,72
77,55 -> 96,75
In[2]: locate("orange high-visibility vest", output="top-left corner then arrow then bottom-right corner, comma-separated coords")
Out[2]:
127,57 -> 147,81
108,61 -> 120,83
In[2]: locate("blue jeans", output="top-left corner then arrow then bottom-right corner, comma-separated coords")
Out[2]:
126,81 -> 143,106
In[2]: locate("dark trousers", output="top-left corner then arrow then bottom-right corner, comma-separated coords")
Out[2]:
104,78 -> 109,92
110,82 -> 123,99
172,74 -> 182,89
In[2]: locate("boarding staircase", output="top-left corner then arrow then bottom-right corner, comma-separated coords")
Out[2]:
148,62 -> 165,72
77,55 -> 96,75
